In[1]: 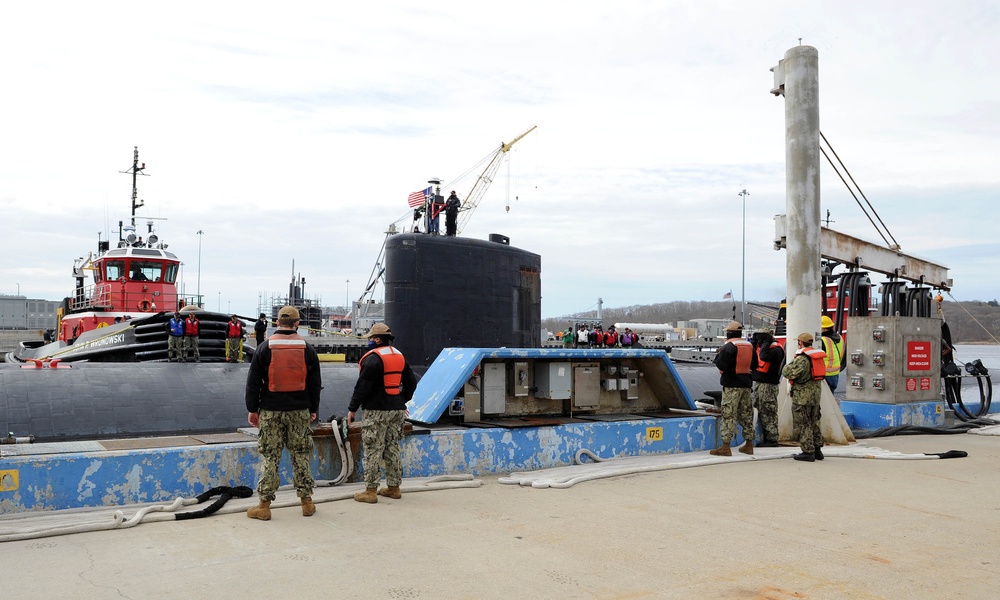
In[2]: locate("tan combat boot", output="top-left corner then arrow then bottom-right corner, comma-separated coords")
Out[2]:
378,486 -> 402,499
354,487 -> 378,504
247,500 -> 271,521
709,443 -> 732,457
738,440 -> 754,455
301,496 -> 316,517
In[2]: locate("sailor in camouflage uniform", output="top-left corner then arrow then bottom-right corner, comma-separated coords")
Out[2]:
751,326 -> 785,447
348,322 -> 417,503
710,321 -> 757,457
781,332 -> 826,463
244,305 -> 322,520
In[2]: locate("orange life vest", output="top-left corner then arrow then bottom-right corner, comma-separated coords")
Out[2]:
359,345 -> 406,396
267,332 -> 308,393
731,338 -> 753,375
184,317 -> 200,336
755,343 -> 771,374
801,347 -> 827,381
227,321 -> 243,338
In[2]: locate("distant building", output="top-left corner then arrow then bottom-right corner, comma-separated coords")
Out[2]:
678,318 -> 730,341
0,295 -> 60,331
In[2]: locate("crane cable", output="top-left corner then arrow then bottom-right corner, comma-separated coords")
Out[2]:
819,131 -> 900,250
944,291 -> 1000,345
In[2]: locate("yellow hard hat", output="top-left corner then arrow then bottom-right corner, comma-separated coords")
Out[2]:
821,315 -> 835,329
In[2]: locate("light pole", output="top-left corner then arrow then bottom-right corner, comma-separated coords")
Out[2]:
196,230 -> 204,307
738,188 -> 749,327
345,279 -> 350,312
17,282 -> 24,329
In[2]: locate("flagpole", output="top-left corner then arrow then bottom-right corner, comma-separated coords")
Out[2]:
739,188 -> 749,327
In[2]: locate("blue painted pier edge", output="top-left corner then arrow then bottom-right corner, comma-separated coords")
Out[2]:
0,437 -> 347,514
398,416 -> 716,478
2,414 -> 720,513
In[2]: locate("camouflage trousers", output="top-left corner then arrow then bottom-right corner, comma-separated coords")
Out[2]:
255,409 -> 315,501
167,336 -> 184,359
792,402 -> 823,453
184,335 -> 200,359
360,409 -> 406,489
225,337 -> 243,362
753,381 -> 780,443
719,387 -> 754,444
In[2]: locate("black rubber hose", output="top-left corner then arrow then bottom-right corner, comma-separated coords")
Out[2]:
854,418 -> 999,439
175,485 -> 254,520
948,375 -> 993,421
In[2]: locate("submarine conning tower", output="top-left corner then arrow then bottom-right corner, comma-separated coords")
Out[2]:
384,232 -> 541,369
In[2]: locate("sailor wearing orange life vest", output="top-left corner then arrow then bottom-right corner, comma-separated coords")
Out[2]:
226,314 -> 245,363
244,305 -> 322,520
781,332 -> 827,463
710,321 -> 757,457
348,322 -> 417,504
751,326 -> 785,448
183,312 -> 201,362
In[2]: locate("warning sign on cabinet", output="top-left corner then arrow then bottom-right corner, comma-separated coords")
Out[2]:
907,341 -> 932,371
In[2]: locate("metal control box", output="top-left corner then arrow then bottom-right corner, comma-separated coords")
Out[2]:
463,374 -> 482,421
845,316 -> 941,404
482,363 -> 506,414
535,362 -> 572,400
573,364 -> 600,408
625,375 -> 640,400
509,361 -> 530,397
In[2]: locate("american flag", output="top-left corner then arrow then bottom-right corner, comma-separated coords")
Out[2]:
407,187 -> 432,208
722,291 -> 732,300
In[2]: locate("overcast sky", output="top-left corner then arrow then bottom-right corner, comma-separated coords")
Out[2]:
2,1 -> 997,320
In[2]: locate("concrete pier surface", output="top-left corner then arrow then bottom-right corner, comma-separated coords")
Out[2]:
3,432 -> 998,599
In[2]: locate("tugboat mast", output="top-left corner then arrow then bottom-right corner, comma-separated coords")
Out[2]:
119,146 -> 148,227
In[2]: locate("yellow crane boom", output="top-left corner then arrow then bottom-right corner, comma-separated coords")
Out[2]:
457,125 -> 536,234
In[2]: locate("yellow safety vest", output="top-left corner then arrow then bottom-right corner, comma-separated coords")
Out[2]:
821,335 -> 844,377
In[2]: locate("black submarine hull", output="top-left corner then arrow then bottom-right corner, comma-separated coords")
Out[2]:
385,232 -> 541,368
0,362 -> 360,442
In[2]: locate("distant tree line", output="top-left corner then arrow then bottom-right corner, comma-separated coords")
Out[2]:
543,299 -> 1000,343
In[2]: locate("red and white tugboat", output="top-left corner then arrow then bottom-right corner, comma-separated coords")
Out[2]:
7,148 -> 246,363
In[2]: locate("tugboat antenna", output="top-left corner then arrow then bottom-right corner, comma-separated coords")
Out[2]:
119,146 -> 149,227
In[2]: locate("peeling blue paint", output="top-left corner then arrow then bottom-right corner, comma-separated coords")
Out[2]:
3,414 -> 719,513
397,416 -> 715,477
841,400 -> 943,430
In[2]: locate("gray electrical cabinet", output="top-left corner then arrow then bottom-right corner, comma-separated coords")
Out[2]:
625,374 -> 640,400
509,361 -> 530,397
482,363 -> 507,414
535,362 -> 572,400
574,364 -> 600,408
845,316 -> 941,404
463,374 -> 482,421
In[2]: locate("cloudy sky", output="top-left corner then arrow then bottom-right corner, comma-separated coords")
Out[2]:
2,1 -> 997,319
